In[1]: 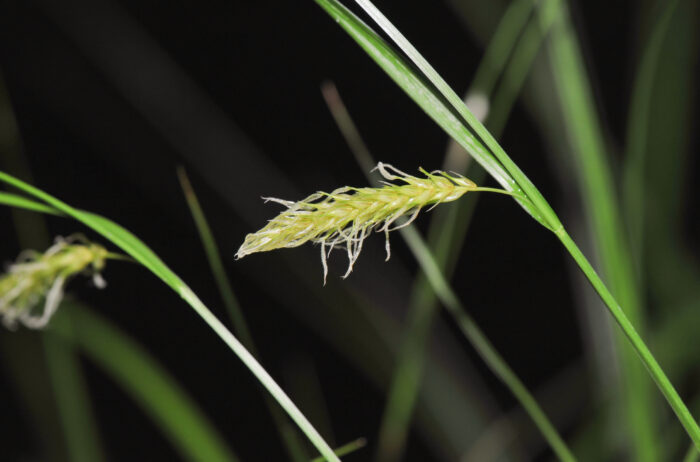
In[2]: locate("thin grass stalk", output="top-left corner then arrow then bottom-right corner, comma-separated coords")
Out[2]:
321,82 -> 494,457
0,172 -> 340,462
556,229 -> 700,450
177,167 -> 309,462
321,89 -> 574,460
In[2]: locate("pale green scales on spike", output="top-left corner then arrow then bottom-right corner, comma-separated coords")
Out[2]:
236,162 -> 499,282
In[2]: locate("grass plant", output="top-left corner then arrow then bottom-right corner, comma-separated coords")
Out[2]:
307,0 -> 700,453
0,1 -> 698,460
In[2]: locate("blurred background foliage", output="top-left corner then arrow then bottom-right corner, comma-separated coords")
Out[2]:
0,0 -> 698,460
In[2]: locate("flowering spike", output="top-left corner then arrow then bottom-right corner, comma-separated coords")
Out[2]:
0,235 -> 110,329
235,163 -> 478,280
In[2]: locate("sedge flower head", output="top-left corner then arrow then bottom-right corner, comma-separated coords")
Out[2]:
0,235 -> 109,329
236,162 -> 477,282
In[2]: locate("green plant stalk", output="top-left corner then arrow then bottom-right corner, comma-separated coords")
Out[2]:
314,0 -> 700,451
546,4 -> 657,458
556,228 -> 700,450
321,83 -> 492,457
51,302 -> 239,462
322,89 -> 574,459
177,167 -> 309,462
0,173 -> 340,462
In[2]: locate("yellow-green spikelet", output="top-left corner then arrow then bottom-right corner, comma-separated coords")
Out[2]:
236,163 -> 477,281
0,236 -> 108,329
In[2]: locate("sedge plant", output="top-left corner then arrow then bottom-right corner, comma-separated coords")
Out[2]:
235,0 -> 700,453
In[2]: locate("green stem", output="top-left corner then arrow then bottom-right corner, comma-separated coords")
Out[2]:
471,186 -> 528,200
556,228 -> 700,450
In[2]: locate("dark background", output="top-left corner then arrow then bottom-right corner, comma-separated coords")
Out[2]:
0,0 -> 697,461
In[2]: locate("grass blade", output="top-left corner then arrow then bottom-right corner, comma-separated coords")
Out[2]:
0,173 -> 340,462
51,302 -> 238,462
556,230 -> 700,452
